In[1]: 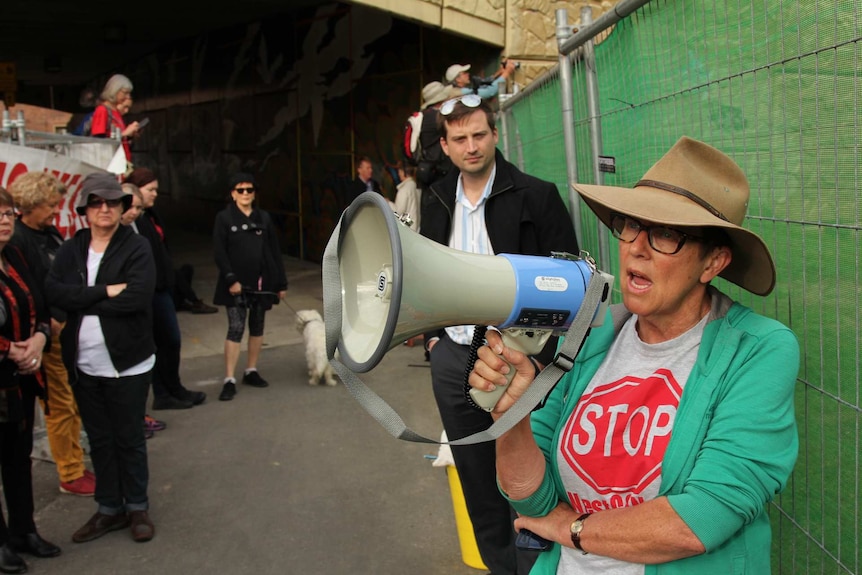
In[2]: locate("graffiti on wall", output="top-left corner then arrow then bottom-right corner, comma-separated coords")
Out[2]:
117,2 -> 499,259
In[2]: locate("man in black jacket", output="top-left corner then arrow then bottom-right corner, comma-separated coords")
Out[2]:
346,156 -> 382,207
421,97 -> 579,574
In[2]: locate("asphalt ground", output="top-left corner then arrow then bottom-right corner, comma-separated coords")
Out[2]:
24,230 -> 485,575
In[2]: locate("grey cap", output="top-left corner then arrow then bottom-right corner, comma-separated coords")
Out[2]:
76,172 -> 132,215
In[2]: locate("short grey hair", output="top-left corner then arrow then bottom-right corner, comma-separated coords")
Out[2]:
100,74 -> 133,104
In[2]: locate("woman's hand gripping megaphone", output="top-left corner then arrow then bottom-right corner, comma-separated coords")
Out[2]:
468,329 -> 546,415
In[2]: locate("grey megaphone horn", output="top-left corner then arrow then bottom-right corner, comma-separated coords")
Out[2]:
325,192 -> 613,411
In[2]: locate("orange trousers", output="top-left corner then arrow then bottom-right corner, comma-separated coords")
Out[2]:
39,332 -> 86,483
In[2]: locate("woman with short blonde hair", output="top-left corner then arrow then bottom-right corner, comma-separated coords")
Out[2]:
7,172 -> 65,215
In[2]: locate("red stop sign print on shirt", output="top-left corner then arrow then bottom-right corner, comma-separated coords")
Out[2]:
561,369 -> 682,495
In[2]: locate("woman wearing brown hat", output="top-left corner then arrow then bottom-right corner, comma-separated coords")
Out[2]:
469,137 -> 799,574
45,173 -> 157,543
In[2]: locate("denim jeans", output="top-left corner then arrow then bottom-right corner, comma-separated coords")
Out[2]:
73,370 -> 150,513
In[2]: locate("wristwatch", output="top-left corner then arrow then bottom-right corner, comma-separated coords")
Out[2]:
570,513 -> 591,554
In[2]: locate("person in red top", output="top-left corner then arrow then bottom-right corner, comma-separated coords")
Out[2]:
90,74 -> 140,162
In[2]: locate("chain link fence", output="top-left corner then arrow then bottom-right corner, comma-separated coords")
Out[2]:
499,1 -> 860,573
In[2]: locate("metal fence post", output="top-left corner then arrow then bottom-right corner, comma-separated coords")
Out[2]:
498,105 -> 511,161
556,9 -> 583,248
581,5 -> 610,271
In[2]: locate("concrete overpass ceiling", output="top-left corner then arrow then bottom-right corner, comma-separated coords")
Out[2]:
1,0 -> 323,87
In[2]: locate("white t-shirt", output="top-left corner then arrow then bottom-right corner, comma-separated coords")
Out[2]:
77,247 -> 155,377
555,311 -> 709,575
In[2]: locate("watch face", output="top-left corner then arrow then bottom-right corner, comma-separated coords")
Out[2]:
572,519 -> 585,534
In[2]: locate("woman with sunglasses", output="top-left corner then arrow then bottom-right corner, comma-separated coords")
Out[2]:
45,173 -> 157,544
468,137 -> 799,574
213,173 -> 287,401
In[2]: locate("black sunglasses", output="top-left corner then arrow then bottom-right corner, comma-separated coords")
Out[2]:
234,187 -> 256,194
87,197 -> 124,209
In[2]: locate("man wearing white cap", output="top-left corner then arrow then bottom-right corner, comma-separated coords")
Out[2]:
446,60 -> 516,100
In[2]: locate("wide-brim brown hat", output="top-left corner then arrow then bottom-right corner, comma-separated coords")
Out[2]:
572,136 -> 776,296
421,81 -> 449,109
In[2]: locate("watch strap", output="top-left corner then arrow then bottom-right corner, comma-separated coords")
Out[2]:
570,513 -> 591,553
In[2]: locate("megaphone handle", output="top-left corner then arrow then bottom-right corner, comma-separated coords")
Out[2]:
468,330 -> 543,412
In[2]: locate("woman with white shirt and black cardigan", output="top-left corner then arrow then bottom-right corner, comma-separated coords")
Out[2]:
45,173 -> 157,544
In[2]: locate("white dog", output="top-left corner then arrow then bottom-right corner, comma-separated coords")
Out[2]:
295,309 -> 338,386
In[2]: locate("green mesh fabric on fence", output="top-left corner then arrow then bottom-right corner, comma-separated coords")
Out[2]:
500,1 -> 860,573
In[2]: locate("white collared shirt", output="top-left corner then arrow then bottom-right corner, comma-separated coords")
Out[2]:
444,164 -> 496,345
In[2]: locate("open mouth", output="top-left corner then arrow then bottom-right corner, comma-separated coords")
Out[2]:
628,270 -> 652,290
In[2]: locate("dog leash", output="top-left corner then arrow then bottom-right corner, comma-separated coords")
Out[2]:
241,288 -> 326,335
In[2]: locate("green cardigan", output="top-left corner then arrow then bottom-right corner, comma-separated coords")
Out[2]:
507,291 -> 799,574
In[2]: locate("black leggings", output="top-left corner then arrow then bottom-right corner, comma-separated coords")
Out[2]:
225,305 -> 265,342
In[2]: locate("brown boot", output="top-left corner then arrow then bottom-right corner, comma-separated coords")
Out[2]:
129,510 -> 155,542
72,512 -> 130,543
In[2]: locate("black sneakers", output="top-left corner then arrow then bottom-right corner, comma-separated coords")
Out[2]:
219,372 -> 268,400
242,370 -> 269,388
218,381 -> 236,401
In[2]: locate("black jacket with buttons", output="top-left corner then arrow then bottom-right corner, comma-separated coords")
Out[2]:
212,203 -> 287,309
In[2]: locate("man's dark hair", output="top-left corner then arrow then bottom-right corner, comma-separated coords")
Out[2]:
436,99 -> 496,139
355,156 -> 372,167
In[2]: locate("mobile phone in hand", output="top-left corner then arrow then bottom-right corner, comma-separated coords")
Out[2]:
137,117 -> 150,130
515,529 -> 552,551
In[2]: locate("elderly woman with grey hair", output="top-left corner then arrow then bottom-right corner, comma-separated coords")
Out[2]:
91,74 -> 140,162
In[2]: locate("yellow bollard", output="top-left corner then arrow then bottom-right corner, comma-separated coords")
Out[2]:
446,465 -> 488,570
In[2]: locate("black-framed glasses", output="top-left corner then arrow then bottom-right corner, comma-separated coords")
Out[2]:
610,213 -> 703,255
87,197 -> 124,209
0,210 -> 15,221
234,187 -> 256,194
440,93 -> 482,116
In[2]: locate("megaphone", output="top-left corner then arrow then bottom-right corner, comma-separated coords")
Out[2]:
328,192 -> 613,408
